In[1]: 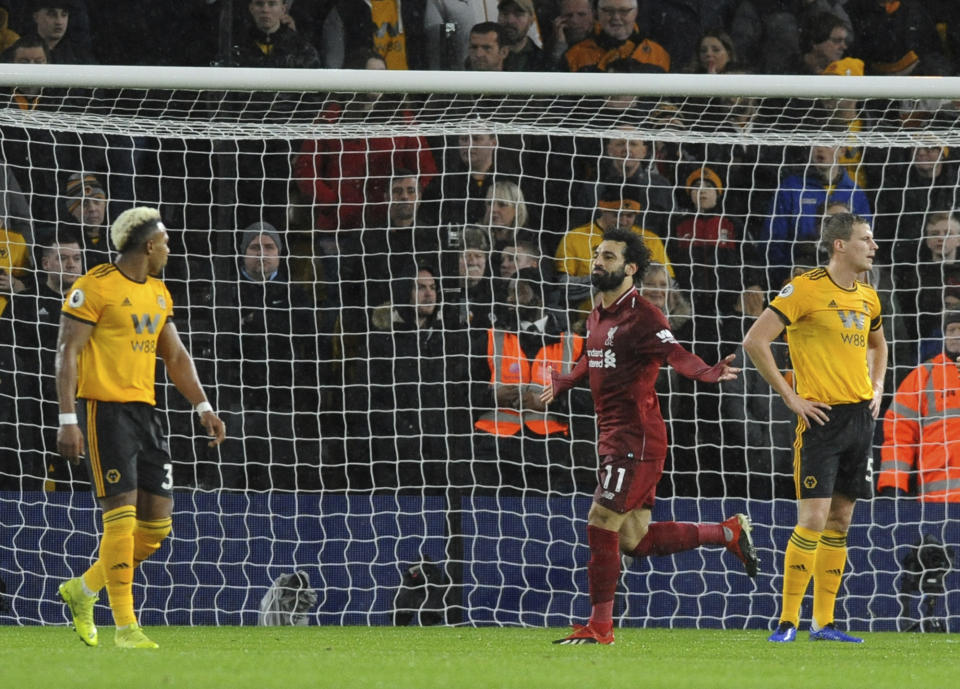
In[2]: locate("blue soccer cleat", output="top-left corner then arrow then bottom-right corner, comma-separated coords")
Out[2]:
809,623 -> 863,643
767,621 -> 797,642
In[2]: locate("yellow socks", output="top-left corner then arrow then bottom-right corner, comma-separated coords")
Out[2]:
133,518 -> 173,566
779,525 -> 820,627
99,506 -> 137,627
82,517 -> 172,593
813,529 -> 847,628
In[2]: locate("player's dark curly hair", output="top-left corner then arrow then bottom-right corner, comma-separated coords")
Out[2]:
602,228 -> 651,281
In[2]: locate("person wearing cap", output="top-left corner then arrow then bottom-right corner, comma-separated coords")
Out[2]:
61,172 -> 110,267
212,222 -> 320,489
879,309 -> 960,502
671,166 -> 740,318
55,207 -> 226,649
497,0 -> 543,71
555,184 -> 672,325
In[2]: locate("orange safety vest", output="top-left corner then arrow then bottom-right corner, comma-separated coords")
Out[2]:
879,353 -> 960,502
474,329 -> 583,437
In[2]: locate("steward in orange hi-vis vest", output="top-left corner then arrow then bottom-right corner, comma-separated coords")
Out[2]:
474,328 -> 583,437
880,351 -> 960,502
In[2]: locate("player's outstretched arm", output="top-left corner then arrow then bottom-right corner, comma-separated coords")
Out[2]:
666,347 -> 741,383
157,321 -> 226,446
743,308 -> 831,426
55,315 -> 95,465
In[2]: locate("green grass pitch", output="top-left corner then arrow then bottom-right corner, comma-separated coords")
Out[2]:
2,626 -> 958,689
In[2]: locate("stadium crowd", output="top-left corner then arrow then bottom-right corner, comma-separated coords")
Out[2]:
1,0 -> 960,502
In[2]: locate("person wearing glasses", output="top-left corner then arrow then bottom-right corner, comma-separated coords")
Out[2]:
559,0 -> 670,73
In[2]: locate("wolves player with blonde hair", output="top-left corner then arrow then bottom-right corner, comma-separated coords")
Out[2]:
744,213 -> 887,643
55,207 -> 226,649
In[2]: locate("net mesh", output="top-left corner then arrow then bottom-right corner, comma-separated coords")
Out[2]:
1,77 -> 958,630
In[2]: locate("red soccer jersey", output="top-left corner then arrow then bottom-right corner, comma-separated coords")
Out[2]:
553,286 -> 723,459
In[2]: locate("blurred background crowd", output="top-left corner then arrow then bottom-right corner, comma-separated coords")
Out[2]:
1,1 -> 959,504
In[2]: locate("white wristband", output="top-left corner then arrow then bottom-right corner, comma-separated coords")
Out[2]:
59,413 -> 78,426
194,401 -> 213,417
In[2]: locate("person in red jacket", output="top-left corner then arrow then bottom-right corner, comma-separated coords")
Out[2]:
879,310 -> 960,502
292,52 -> 437,234
542,229 -> 758,645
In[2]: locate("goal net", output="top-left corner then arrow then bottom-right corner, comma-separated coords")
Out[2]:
1,67 -> 958,632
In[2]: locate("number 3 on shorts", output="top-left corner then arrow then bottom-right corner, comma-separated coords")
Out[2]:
161,463 -> 174,490
602,465 -> 626,493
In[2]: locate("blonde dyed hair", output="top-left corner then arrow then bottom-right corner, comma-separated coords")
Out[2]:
485,180 -> 528,228
110,207 -> 162,252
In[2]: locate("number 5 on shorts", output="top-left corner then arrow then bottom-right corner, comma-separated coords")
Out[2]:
602,465 -> 626,493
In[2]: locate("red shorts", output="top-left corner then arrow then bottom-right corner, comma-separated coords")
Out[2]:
592,452 -> 664,514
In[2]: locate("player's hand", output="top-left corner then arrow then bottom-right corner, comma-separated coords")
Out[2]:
200,411 -> 226,447
785,392 -> 831,426
57,424 -> 85,465
708,353 -> 741,382
539,366 -> 556,406
869,384 -> 884,419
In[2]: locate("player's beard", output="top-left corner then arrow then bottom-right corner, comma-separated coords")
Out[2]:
591,265 -> 627,291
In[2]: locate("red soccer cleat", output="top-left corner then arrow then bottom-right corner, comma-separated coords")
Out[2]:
722,513 -> 759,578
553,622 -> 615,645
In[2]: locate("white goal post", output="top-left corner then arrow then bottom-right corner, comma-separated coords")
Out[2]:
0,66 -> 958,632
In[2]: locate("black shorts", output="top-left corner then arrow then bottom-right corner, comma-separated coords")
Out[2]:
793,400 -> 874,501
78,399 -> 173,499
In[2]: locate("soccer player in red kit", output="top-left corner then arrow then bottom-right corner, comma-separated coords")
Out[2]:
542,229 -> 759,645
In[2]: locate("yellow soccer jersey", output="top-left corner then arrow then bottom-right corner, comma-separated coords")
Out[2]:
0,227 -> 29,317
61,263 -> 174,405
554,221 -> 674,278
769,267 -> 881,406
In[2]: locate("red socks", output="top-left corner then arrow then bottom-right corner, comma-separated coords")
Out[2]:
627,522 -> 724,558
585,521 -> 727,631
586,525 -> 620,632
